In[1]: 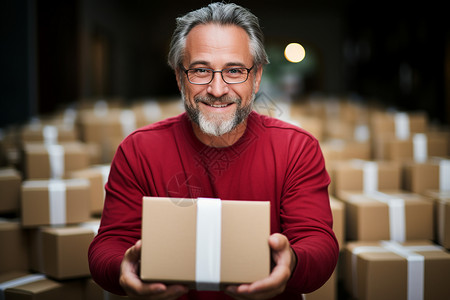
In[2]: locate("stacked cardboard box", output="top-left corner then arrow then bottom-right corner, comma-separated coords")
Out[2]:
342,240 -> 450,300
0,168 -> 22,214
1,96 -> 450,300
424,190 -> 450,250
0,271 -> 84,300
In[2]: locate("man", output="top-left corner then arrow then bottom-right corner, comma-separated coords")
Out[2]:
89,3 -> 339,299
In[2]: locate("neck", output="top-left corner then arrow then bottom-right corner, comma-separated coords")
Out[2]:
191,119 -> 248,148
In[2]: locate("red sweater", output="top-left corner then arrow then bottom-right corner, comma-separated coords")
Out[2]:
88,111 -> 339,299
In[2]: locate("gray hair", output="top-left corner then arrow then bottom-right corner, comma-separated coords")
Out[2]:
168,2 -> 269,70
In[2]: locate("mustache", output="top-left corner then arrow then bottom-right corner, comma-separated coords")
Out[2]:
194,95 -> 241,106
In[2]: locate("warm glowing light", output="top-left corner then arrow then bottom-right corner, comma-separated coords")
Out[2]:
284,43 -> 306,63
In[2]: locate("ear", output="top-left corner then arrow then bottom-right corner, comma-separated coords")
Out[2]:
253,65 -> 263,94
175,68 -> 182,91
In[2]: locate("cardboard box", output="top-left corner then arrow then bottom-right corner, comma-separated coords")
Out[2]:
303,270 -> 336,300
132,100 -> 164,128
330,160 -> 401,196
21,123 -> 78,144
1,271 -> 84,300
0,220 -> 29,273
29,226 -> 95,279
140,197 -> 270,289
77,107 -> 127,163
374,133 -> 448,162
0,167 -> 22,213
21,179 -> 91,227
77,108 -> 124,144
330,196 -> 344,249
371,111 -> 427,141
23,142 -> 90,179
338,191 -> 434,242
343,240 -> 450,300
321,140 -> 371,165
424,190 -> 450,249
403,158 -> 450,194
70,165 -> 110,215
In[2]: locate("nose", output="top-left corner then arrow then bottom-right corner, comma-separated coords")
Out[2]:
206,72 -> 229,98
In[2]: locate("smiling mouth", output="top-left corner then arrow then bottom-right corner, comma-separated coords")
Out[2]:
201,102 -> 234,108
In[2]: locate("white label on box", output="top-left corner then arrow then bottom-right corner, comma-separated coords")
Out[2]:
413,133 -> 428,163
43,125 -> 58,145
370,192 -> 406,242
0,274 -> 46,300
363,161 -> 378,194
120,109 -> 137,138
354,124 -> 370,142
143,100 -> 162,121
196,198 -> 221,291
48,180 -> 67,225
46,144 -> 65,179
439,159 -> 450,191
395,112 -> 410,140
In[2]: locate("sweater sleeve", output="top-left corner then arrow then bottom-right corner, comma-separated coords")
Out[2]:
281,136 -> 339,294
88,138 -> 144,295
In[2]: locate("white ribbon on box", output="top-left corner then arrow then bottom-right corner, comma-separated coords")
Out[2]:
120,109 -> 137,138
363,161 -> 378,194
46,144 -> 65,179
351,241 -> 444,300
43,125 -> 58,145
370,192 -> 406,242
48,179 -> 67,225
350,159 -> 378,194
413,133 -> 428,163
394,112 -> 410,140
195,197 -> 222,291
0,274 -> 46,300
439,159 -> 450,192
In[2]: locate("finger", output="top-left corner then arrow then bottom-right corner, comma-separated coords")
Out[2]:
127,239 -> 142,261
241,263 -> 290,294
268,233 -> 290,255
134,285 -> 188,300
225,286 -> 251,300
269,234 -> 296,273
126,283 -> 188,299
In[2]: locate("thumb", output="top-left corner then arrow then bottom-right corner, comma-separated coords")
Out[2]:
126,240 -> 142,261
269,233 -> 289,252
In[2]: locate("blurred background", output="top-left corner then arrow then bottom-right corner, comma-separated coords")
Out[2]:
1,2 -> 450,299
1,0 -> 449,127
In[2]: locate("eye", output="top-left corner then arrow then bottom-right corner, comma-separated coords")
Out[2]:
193,68 -> 210,74
227,68 -> 244,75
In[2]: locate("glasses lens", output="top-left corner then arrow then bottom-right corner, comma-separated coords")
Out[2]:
223,68 -> 249,84
187,68 -> 212,84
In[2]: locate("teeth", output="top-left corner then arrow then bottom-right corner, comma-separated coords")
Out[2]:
209,104 -> 228,108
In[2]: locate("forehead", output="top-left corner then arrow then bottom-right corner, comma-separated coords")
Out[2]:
184,24 -> 252,66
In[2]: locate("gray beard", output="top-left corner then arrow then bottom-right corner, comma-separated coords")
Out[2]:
182,92 -> 254,137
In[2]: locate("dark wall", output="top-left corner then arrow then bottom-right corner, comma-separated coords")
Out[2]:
0,0 -> 37,127
1,0 -> 449,127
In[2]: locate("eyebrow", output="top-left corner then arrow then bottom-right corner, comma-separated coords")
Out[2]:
188,61 -> 247,69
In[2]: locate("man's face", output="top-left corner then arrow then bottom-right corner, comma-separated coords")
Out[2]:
177,24 -> 263,136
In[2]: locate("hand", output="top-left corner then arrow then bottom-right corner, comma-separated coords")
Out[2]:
225,233 -> 297,300
119,240 -> 189,300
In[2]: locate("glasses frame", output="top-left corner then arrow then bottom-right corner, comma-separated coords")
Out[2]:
179,64 -> 255,85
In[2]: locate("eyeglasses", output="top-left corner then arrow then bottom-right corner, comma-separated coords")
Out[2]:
180,65 -> 254,85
